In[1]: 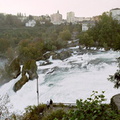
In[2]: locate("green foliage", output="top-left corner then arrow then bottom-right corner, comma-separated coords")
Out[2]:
0,14 -> 23,28
42,109 -> 66,120
23,104 -> 46,120
18,39 -> 44,61
59,30 -> 71,41
5,14 -> 23,27
20,91 -> 120,120
108,57 -> 120,89
79,13 -> 120,50
0,23 -> 81,61
63,91 -> 120,120
79,32 -> 94,48
6,47 -> 17,62
0,38 -> 10,53
108,70 -> 120,89
22,60 -> 37,73
22,59 -> 38,80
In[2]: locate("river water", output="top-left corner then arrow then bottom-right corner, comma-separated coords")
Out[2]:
0,47 -> 120,114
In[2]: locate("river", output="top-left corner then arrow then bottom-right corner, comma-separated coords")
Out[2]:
0,47 -> 120,114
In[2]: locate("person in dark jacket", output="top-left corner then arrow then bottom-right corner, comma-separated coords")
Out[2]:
50,99 -> 53,108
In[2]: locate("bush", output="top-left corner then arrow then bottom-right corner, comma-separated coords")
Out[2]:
108,57 -> 120,89
42,109 -> 66,120
63,91 -> 120,120
22,59 -> 38,80
22,104 -> 46,120
20,91 -> 120,120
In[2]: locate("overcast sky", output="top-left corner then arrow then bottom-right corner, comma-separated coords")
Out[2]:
0,0 -> 120,19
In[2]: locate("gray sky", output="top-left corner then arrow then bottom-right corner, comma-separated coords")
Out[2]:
0,0 -> 120,18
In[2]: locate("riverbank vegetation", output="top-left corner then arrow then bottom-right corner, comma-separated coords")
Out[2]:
6,91 -> 120,120
0,22 -> 81,84
78,13 -> 120,50
0,24 -> 81,61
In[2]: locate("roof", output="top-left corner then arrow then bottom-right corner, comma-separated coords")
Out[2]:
111,8 -> 120,11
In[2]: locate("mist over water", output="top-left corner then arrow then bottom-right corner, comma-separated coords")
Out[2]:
0,49 -> 120,113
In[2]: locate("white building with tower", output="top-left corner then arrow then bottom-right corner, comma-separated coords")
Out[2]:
50,11 -> 63,25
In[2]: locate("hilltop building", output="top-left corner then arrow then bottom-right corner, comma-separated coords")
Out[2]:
74,17 -> 85,22
82,23 -> 89,31
67,11 -> 92,24
82,21 -> 95,31
110,8 -> 120,22
67,12 -> 75,23
50,11 -> 63,25
25,20 -> 36,27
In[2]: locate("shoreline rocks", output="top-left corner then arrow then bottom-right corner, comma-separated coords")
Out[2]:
111,94 -> 120,114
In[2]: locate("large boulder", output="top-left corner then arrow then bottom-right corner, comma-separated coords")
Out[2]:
43,51 -> 58,60
57,50 -> 71,60
13,59 -> 38,92
13,74 -> 29,92
111,94 -> 120,114
22,59 -> 38,80
43,50 -> 71,60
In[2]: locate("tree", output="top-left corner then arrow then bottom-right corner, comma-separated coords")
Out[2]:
79,32 -> 94,48
5,14 -> 23,27
108,57 -> 120,88
28,15 -> 34,20
79,12 -> 120,50
64,91 -> 120,120
59,30 -> 71,41
0,13 -> 6,27
0,38 -> 10,53
18,38 -> 45,61
6,47 -> 18,62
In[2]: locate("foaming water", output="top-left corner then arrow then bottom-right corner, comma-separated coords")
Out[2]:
0,50 -> 120,113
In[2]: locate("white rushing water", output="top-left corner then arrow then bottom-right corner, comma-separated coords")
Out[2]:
0,48 -> 120,114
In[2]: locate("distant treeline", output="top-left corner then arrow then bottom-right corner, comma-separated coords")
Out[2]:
0,12 -> 120,62
0,13 -> 25,27
0,23 -> 81,61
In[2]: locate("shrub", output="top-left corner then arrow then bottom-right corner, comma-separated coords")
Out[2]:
22,59 -> 38,80
22,104 -> 46,120
42,109 -> 66,120
108,57 -> 120,89
63,91 -> 120,120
